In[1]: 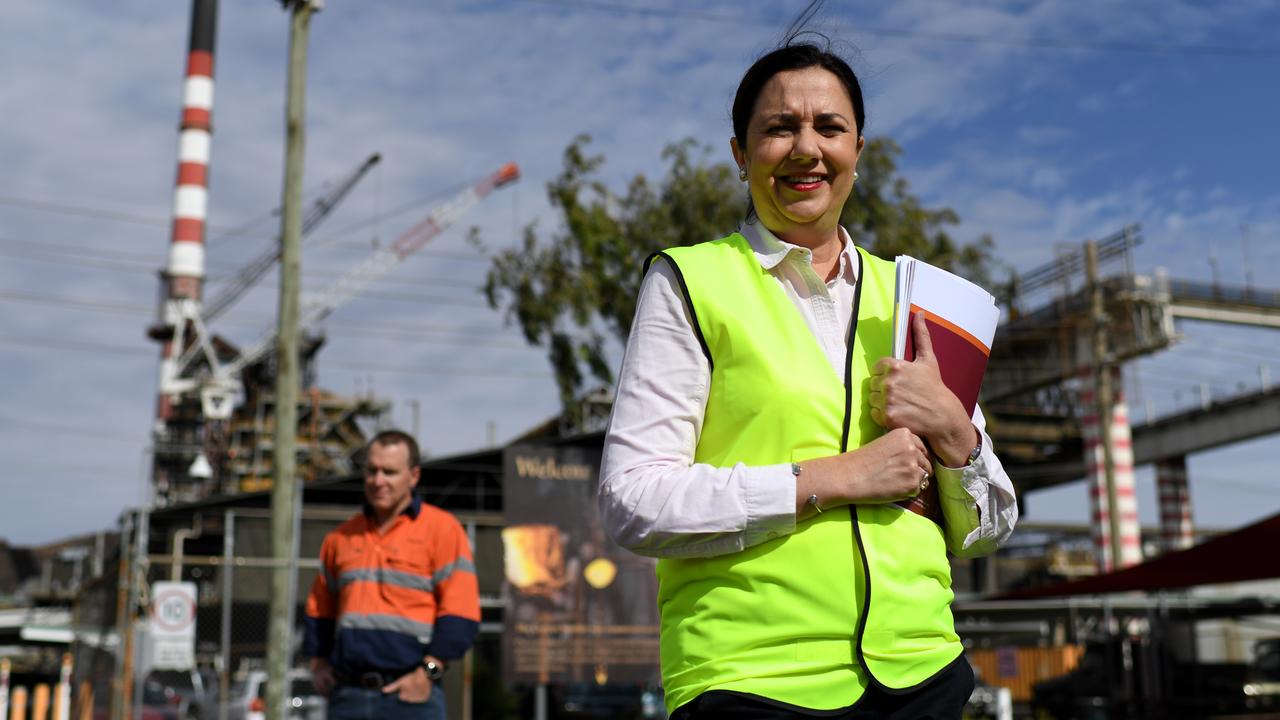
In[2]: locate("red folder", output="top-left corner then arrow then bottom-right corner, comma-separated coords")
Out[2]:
890,257 -> 999,522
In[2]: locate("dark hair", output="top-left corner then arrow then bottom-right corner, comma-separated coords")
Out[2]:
367,429 -> 420,469
732,41 -> 866,148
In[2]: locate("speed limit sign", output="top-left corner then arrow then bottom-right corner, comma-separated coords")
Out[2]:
150,581 -> 197,669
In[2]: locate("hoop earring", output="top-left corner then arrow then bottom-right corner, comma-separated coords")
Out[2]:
739,168 -> 748,182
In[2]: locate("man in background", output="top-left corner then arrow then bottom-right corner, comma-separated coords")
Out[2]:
305,430 -> 480,719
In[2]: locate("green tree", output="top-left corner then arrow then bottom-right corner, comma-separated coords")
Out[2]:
475,134 -> 1001,411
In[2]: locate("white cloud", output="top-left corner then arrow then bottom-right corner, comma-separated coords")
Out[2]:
1018,125 -> 1073,145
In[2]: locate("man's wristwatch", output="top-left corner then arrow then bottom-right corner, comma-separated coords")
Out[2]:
421,658 -> 445,681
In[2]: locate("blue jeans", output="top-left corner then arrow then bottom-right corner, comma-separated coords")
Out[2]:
327,684 -> 446,720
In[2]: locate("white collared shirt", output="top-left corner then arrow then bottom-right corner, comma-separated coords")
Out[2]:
599,223 -> 1018,559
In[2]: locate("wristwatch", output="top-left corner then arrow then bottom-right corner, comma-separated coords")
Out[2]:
965,434 -> 983,466
421,658 -> 445,681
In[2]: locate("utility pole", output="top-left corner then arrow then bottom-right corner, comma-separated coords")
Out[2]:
268,2 -> 319,718
1085,241 -> 1124,572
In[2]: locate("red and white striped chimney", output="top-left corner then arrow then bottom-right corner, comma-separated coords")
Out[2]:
151,0 -> 218,426
167,0 -> 217,300
1080,366 -> 1142,572
1156,456 -> 1194,552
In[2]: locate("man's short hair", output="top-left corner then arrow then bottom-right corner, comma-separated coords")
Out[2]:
366,429 -> 420,469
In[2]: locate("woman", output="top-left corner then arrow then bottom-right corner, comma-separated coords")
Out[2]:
599,41 -> 1018,719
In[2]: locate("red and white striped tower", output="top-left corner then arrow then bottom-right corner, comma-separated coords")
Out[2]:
167,0 -> 217,303
1156,456 -> 1195,552
148,0 -> 219,502
1080,366 -> 1143,572
151,0 -> 218,423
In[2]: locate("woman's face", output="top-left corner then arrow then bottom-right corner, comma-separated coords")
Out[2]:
731,66 -> 864,243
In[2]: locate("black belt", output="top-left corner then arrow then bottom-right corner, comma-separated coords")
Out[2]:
335,667 -> 414,690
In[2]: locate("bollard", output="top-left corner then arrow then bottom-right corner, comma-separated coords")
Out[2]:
10,686 -> 27,720
31,684 -> 49,720
1,658 -> 9,720
53,655 -> 71,720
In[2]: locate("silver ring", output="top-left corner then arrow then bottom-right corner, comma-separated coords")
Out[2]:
920,470 -> 930,491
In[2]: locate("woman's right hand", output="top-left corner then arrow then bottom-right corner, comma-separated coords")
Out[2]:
795,428 -> 932,514
841,428 -> 933,502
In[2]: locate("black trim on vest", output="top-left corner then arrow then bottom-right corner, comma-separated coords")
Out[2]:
644,251 -> 713,372
839,247 -> 865,454
673,652 -> 968,716
862,649 -> 969,696
842,247 -> 880,690
672,688 -> 869,717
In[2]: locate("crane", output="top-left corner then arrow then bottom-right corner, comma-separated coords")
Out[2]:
175,162 -> 520,420
202,152 -> 382,322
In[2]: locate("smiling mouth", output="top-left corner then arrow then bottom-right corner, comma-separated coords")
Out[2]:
780,174 -> 828,191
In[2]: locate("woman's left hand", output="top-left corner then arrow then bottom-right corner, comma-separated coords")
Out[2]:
869,312 -> 978,467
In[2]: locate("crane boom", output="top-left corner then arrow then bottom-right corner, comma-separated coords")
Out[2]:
202,152 -> 382,322
222,162 -> 520,380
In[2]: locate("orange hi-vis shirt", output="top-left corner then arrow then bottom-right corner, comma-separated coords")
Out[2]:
303,497 -> 480,670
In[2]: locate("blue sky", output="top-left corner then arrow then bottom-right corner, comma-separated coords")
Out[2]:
2,0 -> 1278,545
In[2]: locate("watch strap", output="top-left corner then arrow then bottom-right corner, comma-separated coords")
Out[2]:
966,433 -> 983,466
421,658 -> 444,681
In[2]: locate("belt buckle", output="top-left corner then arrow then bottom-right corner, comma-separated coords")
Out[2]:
358,672 -> 384,690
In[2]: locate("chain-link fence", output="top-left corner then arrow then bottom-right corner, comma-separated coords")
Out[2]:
72,504 -> 507,720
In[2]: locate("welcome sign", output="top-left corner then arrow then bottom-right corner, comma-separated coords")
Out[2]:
501,444 -> 660,686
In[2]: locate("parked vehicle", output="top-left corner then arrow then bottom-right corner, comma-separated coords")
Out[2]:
556,683 -> 666,719
1243,638 -> 1280,713
225,669 -> 325,720
146,668 -> 220,720
140,677 -> 186,720
89,679 -> 183,720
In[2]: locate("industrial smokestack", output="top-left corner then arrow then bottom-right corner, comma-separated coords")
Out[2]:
167,0 -> 217,300
150,0 -> 219,433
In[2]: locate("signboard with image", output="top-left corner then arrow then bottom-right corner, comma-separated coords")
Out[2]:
501,444 -> 660,686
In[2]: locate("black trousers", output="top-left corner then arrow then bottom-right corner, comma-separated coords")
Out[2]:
670,656 -> 975,720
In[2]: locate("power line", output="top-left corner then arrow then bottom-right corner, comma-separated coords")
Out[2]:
0,242 -> 489,291
0,179 -> 489,254
0,319 -> 536,357
0,282 -> 491,316
0,334 -> 153,357
0,288 -> 151,314
513,0 -> 1280,59
0,160 -> 390,246
0,235 -> 160,263
330,359 -> 550,379
1,333 -> 546,386
320,289 -> 489,309
0,413 -> 148,442
0,246 -> 157,275
0,329 -> 549,378
0,192 -> 263,239
308,238 -> 492,263
0,235 -> 490,289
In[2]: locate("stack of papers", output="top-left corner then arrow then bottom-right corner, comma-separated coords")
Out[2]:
893,256 -> 1000,417
892,256 -> 999,524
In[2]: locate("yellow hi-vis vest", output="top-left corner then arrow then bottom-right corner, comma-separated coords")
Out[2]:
650,233 -> 963,713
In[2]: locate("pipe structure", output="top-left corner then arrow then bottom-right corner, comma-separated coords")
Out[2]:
170,514 -> 204,581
